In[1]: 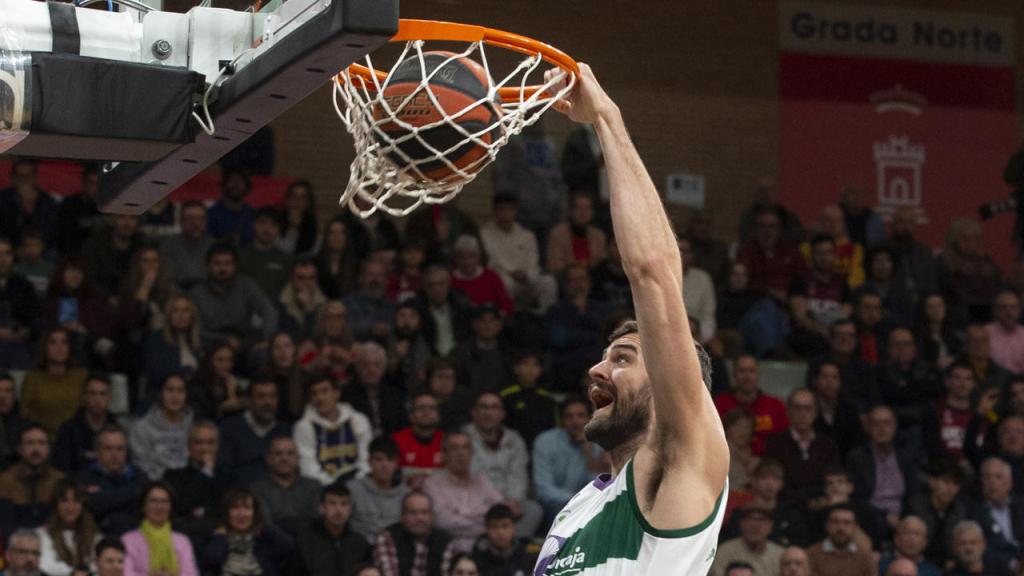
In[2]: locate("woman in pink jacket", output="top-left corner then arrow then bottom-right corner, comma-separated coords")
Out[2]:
121,481 -> 198,576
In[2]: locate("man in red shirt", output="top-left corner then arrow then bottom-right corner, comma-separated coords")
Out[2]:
926,363 -> 993,464
450,235 -> 514,315
715,355 -> 789,455
737,206 -> 806,303
391,392 -> 445,488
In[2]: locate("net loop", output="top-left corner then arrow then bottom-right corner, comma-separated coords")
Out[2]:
334,24 -> 576,218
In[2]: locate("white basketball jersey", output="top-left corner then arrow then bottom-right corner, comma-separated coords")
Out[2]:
533,460 -> 727,576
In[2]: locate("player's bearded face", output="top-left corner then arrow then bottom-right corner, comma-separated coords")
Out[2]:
581,377 -> 651,448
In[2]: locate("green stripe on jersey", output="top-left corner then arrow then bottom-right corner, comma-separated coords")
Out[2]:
544,490 -> 645,574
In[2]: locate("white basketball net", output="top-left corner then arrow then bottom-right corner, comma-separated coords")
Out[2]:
333,39 -> 575,218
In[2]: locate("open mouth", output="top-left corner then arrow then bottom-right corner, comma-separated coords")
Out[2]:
590,385 -> 615,410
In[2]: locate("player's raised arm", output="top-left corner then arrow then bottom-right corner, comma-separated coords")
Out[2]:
550,64 -> 729,528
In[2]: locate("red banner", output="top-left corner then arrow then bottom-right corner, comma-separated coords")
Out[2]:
779,2 -> 1018,268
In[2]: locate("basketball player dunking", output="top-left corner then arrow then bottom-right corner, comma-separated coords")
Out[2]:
533,65 -> 730,575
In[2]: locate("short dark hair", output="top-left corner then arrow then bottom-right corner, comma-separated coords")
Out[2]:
138,480 -> 176,513
854,288 -> 882,306
221,488 -> 263,532
493,192 -> 518,208
753,458 -> 785,479
83,372 -> 111,389
369,436 -> 400,460
560,396 -> 590,417
18,227 -> 43,243
813,359 -> 840,379
724,562 -> 755,576
426,356 -> 457,379
95,536 -> 125,558
945,362 -> 975,380
485,503 -> 515,524
0,371 -> 14,384
221,169 -> 251,191
17,423 -> 47,445
94,424 -> 127,450
254,206 -> 282,227
809,233 -> 835,250
825,503 -> 857,521
206,241 -> 238,264
823,463 -> 848,479
865,245 -> 898,269
928,457 -> 965,485
995,287 -> 1021,302
321,481 -> 350,502
829,318 -> 856,335
287,178 -> 314,196
753,204 -> 781,221
568,188 -> 594,205
11,158 -> 37,175
306,374 -> 337,396
247,374 -> 279,395
722,407 -> 755,431
291,257 -> 317,272
512,348 -> 543,365
607,320 -> 713,392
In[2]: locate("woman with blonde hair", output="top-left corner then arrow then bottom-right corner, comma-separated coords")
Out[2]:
37,480 -> 99,576
297,300 -> 354,383
143,295 -> 203,406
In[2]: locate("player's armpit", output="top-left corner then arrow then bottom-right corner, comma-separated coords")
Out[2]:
631,417 -> 727,531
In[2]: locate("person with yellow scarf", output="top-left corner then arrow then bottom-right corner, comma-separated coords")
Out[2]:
121,482 -> 198,576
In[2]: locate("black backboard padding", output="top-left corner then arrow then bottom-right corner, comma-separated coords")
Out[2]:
8,53 -> 202,161
96,0 -> 399,214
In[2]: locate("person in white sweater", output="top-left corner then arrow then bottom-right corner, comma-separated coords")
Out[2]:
479,194 -> 557,313
129,375 -> 193,480
293,374 -> 372,484
461,392 -> 543,538
37,480 -> 101,576
680,237 -> 717,343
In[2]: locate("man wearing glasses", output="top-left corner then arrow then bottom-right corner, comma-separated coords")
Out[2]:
2,529 -> 44,576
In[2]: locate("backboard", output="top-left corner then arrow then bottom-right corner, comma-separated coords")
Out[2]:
0,0 -> 398,214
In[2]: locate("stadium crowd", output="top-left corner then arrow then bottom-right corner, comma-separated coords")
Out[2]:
0,126 -> 1023,576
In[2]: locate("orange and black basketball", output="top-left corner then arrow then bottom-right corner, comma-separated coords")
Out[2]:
373,51 -> 501,182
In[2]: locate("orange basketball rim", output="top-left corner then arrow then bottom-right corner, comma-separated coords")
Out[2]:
340,19 -> 580,101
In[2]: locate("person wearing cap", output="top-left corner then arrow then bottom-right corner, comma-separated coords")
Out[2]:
710,504 -> 784,576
